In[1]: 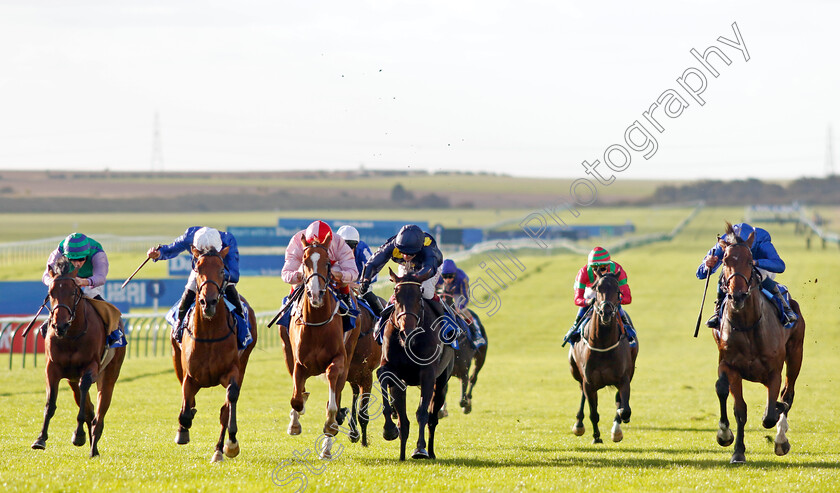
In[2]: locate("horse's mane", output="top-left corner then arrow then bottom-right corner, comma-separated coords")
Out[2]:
723,221 -> 746,246
52,256 -> 74,277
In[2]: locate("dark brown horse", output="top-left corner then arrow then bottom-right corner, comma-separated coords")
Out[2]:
714,224 -> 805,463
31,257 -> 126,457
172,246 -> 258,463
343,296 -> 381,447
379,269 -> 455,460
569,273 -> 638,444
284,233 -> 359,459
439,292 -> 488,415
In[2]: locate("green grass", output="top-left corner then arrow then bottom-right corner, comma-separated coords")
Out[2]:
1,207 -> 839,492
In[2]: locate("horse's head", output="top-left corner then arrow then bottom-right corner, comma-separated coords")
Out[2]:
720,222 -> 757,310
191,245 -> 229,319
301,232 -> 332,308
592,273 -> 620,325
47,256 -> 82,337
389,267 -> 425,335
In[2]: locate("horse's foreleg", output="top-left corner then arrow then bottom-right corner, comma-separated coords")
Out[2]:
377,367 -> 399,442
72,366 -> 97,448
288,364 -> 307,436
762,372 -> 783,429
90,347 -> 125,458
32,363 -> 61,450
391,383 -> 409,461
428,373 -> 449,460
412,371 -> 435,459
222,373 -> 241,460
176,377 -> 199,445
348,383 -> 360,443
572,391 -> 586,436
715,372 -> 734,447
583,382 -> 601,444
729,375 -> 748,464
323,357 -> 344,440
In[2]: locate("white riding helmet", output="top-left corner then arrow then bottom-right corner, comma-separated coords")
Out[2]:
336,225 -> 360,243
193,227 -> 223,253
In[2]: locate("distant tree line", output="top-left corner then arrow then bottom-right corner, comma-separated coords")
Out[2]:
645,176 -> 840,205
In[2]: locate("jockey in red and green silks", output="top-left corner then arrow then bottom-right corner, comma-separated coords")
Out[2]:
563,246 -> 636,347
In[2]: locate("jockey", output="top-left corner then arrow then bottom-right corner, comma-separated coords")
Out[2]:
336,225 -> 384,316
359,224 -> 446,335
697,222 -> 797,328
436,259 -> 487,348
562,246 -> 635,347
147,226 -> 244,328
279,220 -> 358,328
41,233 -> 126,347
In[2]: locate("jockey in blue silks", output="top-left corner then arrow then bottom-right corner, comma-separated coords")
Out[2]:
436,259 -> 487,349
336,225 -> 384,316
697,222 -> 797,328
148,227 -> 244,327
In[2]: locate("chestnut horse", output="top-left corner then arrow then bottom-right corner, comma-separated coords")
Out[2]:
379,269 -> 455,460
344,296 -> 381,447
172,246 -> 258,463
284,233 -> 360,459
32,257 -> 126,457
569,273 -> 638,444
714,224 -> 805,463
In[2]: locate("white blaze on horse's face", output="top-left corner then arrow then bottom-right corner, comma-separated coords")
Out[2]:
306,251 -> 324,307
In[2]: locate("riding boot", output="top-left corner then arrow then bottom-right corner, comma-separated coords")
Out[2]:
468,319 -> 487,348
224,284 -> 245,317
374,304 -> 395,345
765,281 -> 797,325
363,290 -> 384,317
620,309 -> 637,343
706,289 -> 726,328
38,319 -> 49,338
178,288 -> 197,328
562,307 -> 587,347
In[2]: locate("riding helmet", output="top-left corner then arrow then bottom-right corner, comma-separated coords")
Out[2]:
395,225 -> 425,255
305,220 -> 333,244
61,233 -> 94,260
193,227 -> 223,253
441,259 -> 457,275
336,225 -> 360,243
731,223 -> 755,243
587,246 -> 611,266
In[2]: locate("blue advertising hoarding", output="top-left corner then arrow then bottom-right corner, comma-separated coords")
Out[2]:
167,254 -> 284,277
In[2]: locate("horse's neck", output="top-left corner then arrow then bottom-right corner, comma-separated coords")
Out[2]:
193,303 -> 229,335
725,290 -> 763,330
588,312 -> 619,345
300,294 -> 336,324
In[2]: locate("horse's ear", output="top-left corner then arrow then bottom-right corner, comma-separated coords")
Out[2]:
389,267 -> 397,283
745,231 -> 755,248
300,233 -> 309,247
718,238 -> 729,251
323,231 -> 332,248
191,245 -> 201,258
219,246 -> 230,258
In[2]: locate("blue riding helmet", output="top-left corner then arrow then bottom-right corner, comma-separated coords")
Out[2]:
395,225 -> 425,255
732,223 -> 755,242
441,259 -> 457,275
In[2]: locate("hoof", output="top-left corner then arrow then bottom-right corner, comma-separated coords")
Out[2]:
319,436 -> 334,460
462,403 -> 472,414
592,437 -> 603,444
90,449 -> 100,458
337,407 -> 349,425
383,425 -> 399,441
175,429 -> 190,445
211,450 -> 224,463
611,430 -> 623,442
572,423 -> 585,437
730,452 -> 746,464
412,448 -> 430,459
224,439 -> 240,458
72,431 -> 86,447
191,408 -> 197,418
438,408 -> 448,419
288,423 -> 302,436
31,439 -> 46,450
717,429 -> 734,447
775,440 -> 791,456
459,398 -> 469,408
348,430 -> 360,443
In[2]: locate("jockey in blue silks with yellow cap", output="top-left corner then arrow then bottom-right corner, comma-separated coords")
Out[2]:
697,222 -> 797,328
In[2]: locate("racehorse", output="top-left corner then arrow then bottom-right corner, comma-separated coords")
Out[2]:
343,298 -> 381,447
379,269 -> 455,460
31,256 -> 126,457
284,233 -> 359,459
172,245 -> 258,463
569,273 -> 638,444
713,223 -> 805,463
439,292 -> 488,415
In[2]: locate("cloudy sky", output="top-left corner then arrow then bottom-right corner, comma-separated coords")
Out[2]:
0,1 -> 837,180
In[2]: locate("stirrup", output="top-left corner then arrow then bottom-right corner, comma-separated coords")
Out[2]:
706,314 -> 720,329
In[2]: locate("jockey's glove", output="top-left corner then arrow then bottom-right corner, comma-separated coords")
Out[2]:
360,279 -> 371,295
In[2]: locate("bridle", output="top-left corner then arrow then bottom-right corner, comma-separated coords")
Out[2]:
48,276 -> 85,339
392,281 -> 425,330
297,243 -> 340,327
195,250 -> 228,299
721,243 -> 763,331
582,275 -> 623,352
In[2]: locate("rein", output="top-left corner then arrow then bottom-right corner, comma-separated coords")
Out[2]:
187,251 -> 235,343
392,281 -> 425,329
49,276 -> 87,339
296,244 -> 340,327
721,245 -> 764,332
583,275 -> 622,352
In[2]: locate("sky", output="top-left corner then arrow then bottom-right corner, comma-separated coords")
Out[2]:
0,1 -> 838,181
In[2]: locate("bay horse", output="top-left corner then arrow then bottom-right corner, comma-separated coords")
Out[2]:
713,224 -> 805,463
172,245 -> 258,463
32,256 -> 126,457
379,269 -> 455,460
569,273 -> 637,444
343,297 -> 381,447
285,233 -> 360,459
439,292 -> 488,415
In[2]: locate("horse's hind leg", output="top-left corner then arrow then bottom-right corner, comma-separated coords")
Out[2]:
715,372 -> 734,447
781,315 -> 805,412
32,363 -> 61,450
71,368 -> 96,448
348,383 -> 361,443
358,375 -> 374,447
466,344 -> 488,412
459,361 -> 471,413
583,383 -> 602,444
729,375 -> 748,463
221,374 -> 241,461
611,390 -> 624,443
90,347 -> 125,457
762,372 -> 783,430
